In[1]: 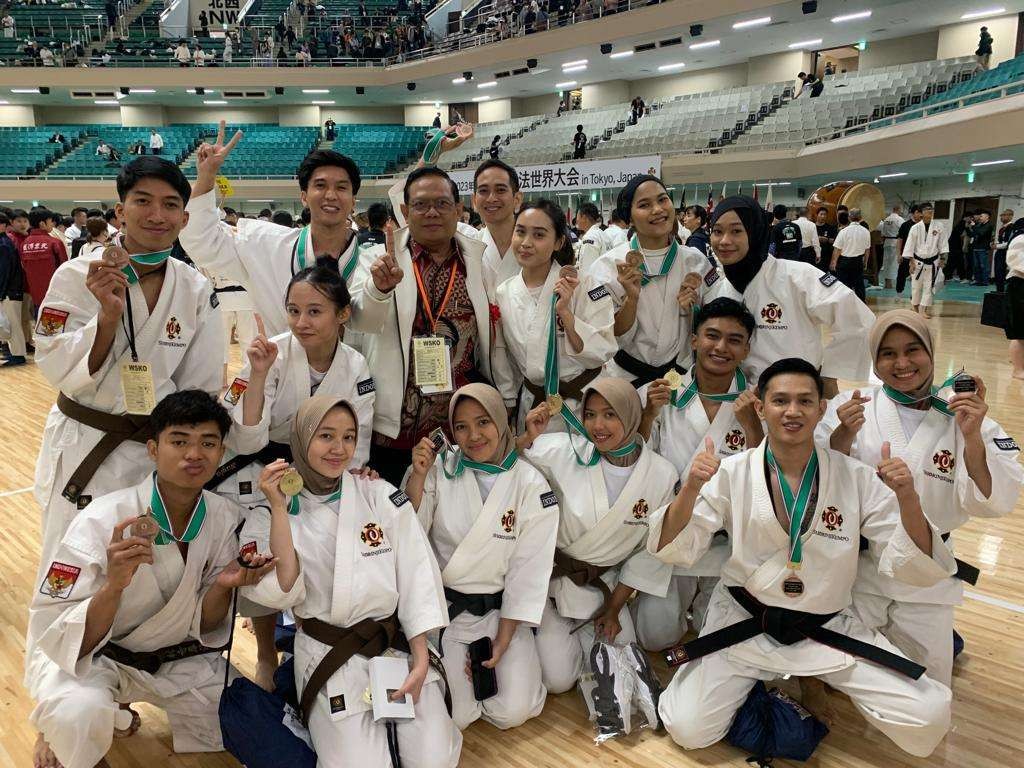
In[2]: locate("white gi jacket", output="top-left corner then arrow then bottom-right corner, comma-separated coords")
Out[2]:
794,216 -> 822,262
576,224 -> 608,274
1009,233 -> 1024,279
477,225 -> 518,300
901,221 -> 948,262
241,474 -> 448,721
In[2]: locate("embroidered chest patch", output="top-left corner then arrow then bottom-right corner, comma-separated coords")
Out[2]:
932,449 -> 955,474
501,509 -> 516,533
760,303 -> 783,324
724,429 -> 746,451
632,499 -> 649,520
224,378 -> 248,405
36,307 -> 69,336
821,506 -> 843,531
361,522 -> 385,548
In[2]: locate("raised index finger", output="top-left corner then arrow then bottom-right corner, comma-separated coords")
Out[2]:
254,313 -> 266,338
385,221 -> 395,259
216,119 -> 225,146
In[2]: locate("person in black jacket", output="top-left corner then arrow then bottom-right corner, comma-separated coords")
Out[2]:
681,204 -> 711,260
945,213 -> 970,282
976,26 -> 993,69
572,124 -> 587,159
0,216 -> 28,366
769,204 -> 802,260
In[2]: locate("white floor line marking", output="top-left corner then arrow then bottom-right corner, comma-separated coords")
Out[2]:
963,590 -> 1024,615
0,486 -> 32,498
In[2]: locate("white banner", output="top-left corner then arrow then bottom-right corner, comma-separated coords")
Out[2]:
448,155 -> 662,195
191,0 -> 241,31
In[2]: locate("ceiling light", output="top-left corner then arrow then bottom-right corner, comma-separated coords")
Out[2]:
733,16 -> 771,29
477,81 -> 497,88
754,182 -> 791,186
132,88 -> 156,93
971,159 -> 1014,166
302,89 -> 329,93
689,39 -> 720,49
610,50 -> 634,59
247,199 -> 275,202
555,81 -> 577,88
186,88 -> 217,94
877,172 -> 907,178
562,65 -> 587,73
960,7 -> 1005,19
452,77 -> 466,84
204,100 -> 228,105
10,88 -> 40,94
658,62 -> 686,71
831,10 -> 872,22
310,100 -> 335,105
0,100 -> 9,104
472,95 -> 490,102
788,38 -> 823,48
562,59 -> 588,67
94,100 -> 119,106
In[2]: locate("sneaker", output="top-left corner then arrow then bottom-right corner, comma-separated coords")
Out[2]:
626,641 -> 662,729
589,643 -> 625,739
2,355 -> 26,366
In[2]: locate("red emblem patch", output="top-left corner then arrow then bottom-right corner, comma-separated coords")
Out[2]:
724,429 -> 746,451
821,506 -> 843,532
36,307 -> 69,336
239,540 -> 258,559
224,377 -> 248,406
501,509 -> 516,533
632,499 -> 649,519
760,303 -> 783,324
40,561 -> 81,599
360,522 -> 385,548
165,316 -> 181,340
932,449 -> 955,474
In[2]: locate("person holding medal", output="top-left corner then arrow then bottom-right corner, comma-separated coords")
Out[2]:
631,297 -> 763,651
515,377 -> 677,695
819,310 -> 1022,687
404,383 -> 557,731
241,395 -> 461,768
649,357 -> 956,758
588,174 -> 724,387
27,156 -> 225,768
494,199 -> 616,433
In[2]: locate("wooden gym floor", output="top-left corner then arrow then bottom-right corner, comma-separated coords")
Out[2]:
1,295 -> 1022,768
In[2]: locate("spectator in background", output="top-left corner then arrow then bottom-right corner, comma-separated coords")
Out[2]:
683,204 -> 710,258
808,73 -> 825,97
572,124 -> 587,159
967,210 -> 994,286
324,118 -> 336,140
223,33 -> 233,63
150,128 -> 164,155
129,140 -> 146,156
815,207 -> 837,271
994,208 -> 1014,293
7,209 -> 29,251
794,71 -> 807,97
945,212 -> 970,282
0,213 -> 28,366
432,112 -> 442,128
831,207 -> 871,301
824,61 -> 835,76
198,9 -> 209,36
222,206 -> 239,226
489,135 -> 502,159
105,0 -> 117,27
769,204 -> 802,260
173,39 -> 191,65
39,43 -> 55,67
19,207 -> 67,310
77,216 -> 111,261
65,207 -> 88,242
295,43 -> 312,65
976,26 -> 993,69
630,96 -> 645,124
271,210 -> 294,228
103,207 -> 121,235
358,202 -> 388,246
193,43 -> 209,66
258,208 -> 272,221
1,11 -> 14,39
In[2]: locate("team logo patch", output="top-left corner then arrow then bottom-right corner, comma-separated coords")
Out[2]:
224,378 -> 248,405
760,303 -> 783,324
329,694 -> 346,714
932,449 -> 955,474
36,307 -> 69,336
819,273 -> 838,287
540,491 -> 558,508
821,505 -> 843,532
501,509 -> 516,533
632,499 -> 649,520
724,429 -> 745,451
995,437 -> 1020,452
673,479 -> 682,495
588,285 -> 611,302
239,540 -> 258,558
389,489 -> 410,508
356,377 -> 375,396
360,522 -> 385,548
76,495 -> 92,510
40,561 -> 80,600
165,316 -> 181,340
239,481 -> 253,495
210,291 -> 220,309
704,268 -> 720,287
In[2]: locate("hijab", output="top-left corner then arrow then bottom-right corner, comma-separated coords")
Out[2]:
868,309 -> 934,398
289,394 -> 357,495
615,174 -> 670,233
448,383 -> 515,464
581,377 -> 643,456
711,195 -> 771,293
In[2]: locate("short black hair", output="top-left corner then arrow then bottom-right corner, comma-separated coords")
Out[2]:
296,149 -> 362,194
287,265 -> 351,311
29,207 -> 54,228
837,211 -> 850,226
86,208 -> 103,218
910,204 -> 922,214
0,213 -> 9,226
576,124 -> 583,131
685,204 -> 708,227
367,202 -> 388,229
473,158 -> 520,194
151,389 -> 232,440
104,209 -> 118,223
259,208 -> 273,218
11,208 -> 28,220
772,204 -> 788,219
403,166 -> 459,204
62,216 -> 74,228
71,206 -> 88,217
222,206 -> 237,217
577,202 -> 600,222
757,357 -> 824,399
116,156 -> 191,204
920,203 -> 934,211
693,297 -> 755,338
272,209 -> 294,227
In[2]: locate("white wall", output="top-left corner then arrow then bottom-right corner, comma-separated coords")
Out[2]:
0,105 -> 37,126
404,103 -> 446,126
859,31 -> 940,69
513,93 -> 560,118
582,80 -> 630,109
120,105 -> 167,127
320,106 -> 406,125
937,14 -> 1019,67
279,105 -> 321,126
477,97 -> 512,123
38,106 -> 120,125
630,63 -> 748,102
165,106 -> 279,123
747,51 -> 812,86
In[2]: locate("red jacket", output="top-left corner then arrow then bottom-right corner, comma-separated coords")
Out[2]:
6,226 -> 26,252
20,228 -> 67,305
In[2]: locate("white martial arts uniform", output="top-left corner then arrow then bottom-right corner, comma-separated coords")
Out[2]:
794,215 -> 822,264
718,255 -> 875,382
878,212 -> 906,282
576,224 -> 608,274
30,477 -> 242,768
209,275 -> 256,366
603,224 -> 627,249
416,456 -> 559,729
902,221 -> 948,308
524,434 -> 676,693
649,442 -> 956,758
477,225 -> 519,300
820,387 -> 1022,685
495,262 -> 616,431
241,474 -> 461,768
28,254 -> 223,690
632,370 -> 754,649
590,240 -> 724,381
180,189 -> 362,338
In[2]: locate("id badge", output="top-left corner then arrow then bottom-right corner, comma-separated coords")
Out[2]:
120,361 -> 157,415
413,336 -> 452,393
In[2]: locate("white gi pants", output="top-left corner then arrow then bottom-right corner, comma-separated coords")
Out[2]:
2,297 -> 26,355
882,240 -> 900,281
31,657 -> 231,768
911,262 -> 937,307
440,611 -> 546,730
632,575 -> 716,651
535,598 -> 637,694
307,682 -> 462,768
852,592 -> 955,688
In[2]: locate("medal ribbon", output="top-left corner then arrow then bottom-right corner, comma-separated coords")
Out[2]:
288,486 -> 342,516
764,444 -> 818,570
296,226 -> 360,281
422,129 -> 446,166
120,248 -> 173,285
881,371 -> 960,417
149,474 -> 207,545
670,368 -> 748,410
441,449 -> 519,479
629,234 -> 678,286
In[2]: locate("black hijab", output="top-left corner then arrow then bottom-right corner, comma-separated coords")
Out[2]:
615,174 -> 667,229
711,195 -> 771,293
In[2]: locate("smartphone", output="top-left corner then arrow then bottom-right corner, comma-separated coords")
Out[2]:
468,636 -> 498,701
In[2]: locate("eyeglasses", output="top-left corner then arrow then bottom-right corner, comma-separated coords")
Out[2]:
409,199 -> 456,214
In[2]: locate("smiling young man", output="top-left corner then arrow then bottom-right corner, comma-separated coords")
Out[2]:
179,121 -> 364,337
648,357 -> 956,758
471,158 -> 524,296
30,390 -> 274,768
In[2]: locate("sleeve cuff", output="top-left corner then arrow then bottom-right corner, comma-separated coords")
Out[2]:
364,279 -> 393,303
241,561 -> 306,610
879,521 -> 956,588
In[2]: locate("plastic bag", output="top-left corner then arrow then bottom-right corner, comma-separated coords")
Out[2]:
580,641 -> 663,744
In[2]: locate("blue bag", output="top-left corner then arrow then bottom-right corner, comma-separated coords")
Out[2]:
726,681 -> 829,764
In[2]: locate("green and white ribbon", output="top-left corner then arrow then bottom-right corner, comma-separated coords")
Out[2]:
629,234 -> 678,286
122,247 -> 173,285
296,226 -> 360,281
881,371 -> 960,417
422,129 -> 447,166
149,474 -> 207,545
442,449 -> 519,480
765,444 -> 818,569
671,369 -> 748,410
288,485 -> 342,516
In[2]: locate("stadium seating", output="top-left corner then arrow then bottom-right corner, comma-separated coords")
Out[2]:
0,126 -> 87,177
431,116 -> 548,170
43,125 -> 205,178
190,124 -> 321,178
330,124 -> 430,175
909,52 -> 1024,114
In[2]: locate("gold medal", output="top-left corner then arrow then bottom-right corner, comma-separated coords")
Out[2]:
664,369 -> 684,391
280,469 -> 304,497
130,509 -> 159,540
546,393 -> 563,416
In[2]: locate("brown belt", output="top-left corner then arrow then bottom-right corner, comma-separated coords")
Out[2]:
522,365 -> 602,405
56,393 -> 155,504
551,548 -> 613,603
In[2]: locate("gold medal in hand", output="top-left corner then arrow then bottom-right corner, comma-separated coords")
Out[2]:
546,393 -> 563,416
279,468 -> 304,496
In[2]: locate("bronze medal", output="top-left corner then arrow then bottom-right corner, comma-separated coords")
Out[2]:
130,509 -> 159,540
625,249 -> 644,269
559,264 -> 578,280
279,468 -> 304,497
783,574 -> 804,598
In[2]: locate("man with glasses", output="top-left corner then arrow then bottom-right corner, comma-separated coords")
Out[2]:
351,166 -> 510,484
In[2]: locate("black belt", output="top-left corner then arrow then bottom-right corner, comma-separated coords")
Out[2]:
522,365 -> 602,404
857,534 -> 978,585
99,638 -> 229,675
214,285 -> 247,293
204,441 -> 292,491
913,255 -> 940,285
444,587 -> 503,622
612,349 -> 685,388
663,586 -> 925,680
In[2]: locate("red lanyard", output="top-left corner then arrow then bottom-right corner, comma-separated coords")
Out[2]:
412,255 -> 458,333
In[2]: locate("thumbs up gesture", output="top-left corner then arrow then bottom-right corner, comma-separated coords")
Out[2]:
685,436 -> 721,492
876,441 -> 916,500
